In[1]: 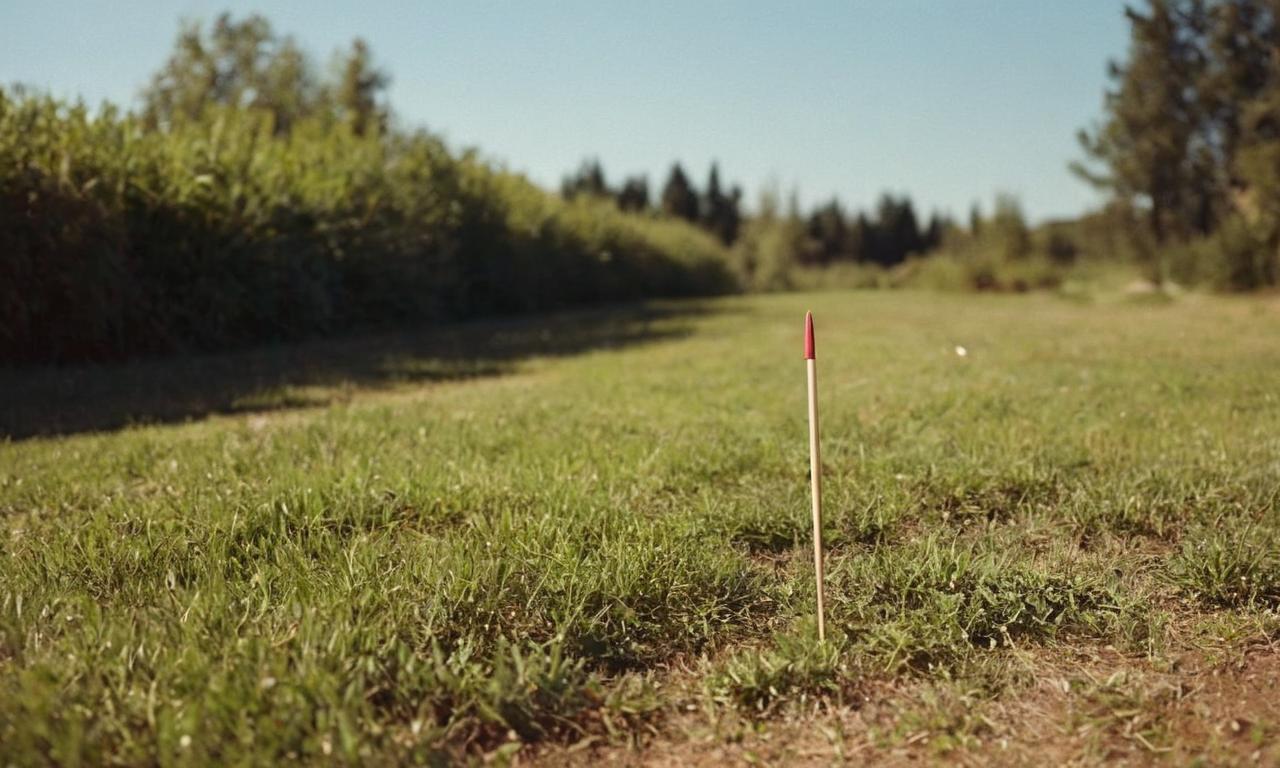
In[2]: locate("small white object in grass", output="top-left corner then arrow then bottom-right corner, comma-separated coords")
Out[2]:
955,345 -> 968,357
180,735 -> 192,749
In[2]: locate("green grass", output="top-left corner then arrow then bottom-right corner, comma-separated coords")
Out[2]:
2,291 -> 1279,763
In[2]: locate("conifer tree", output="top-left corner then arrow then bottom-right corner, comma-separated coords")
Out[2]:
561,159 -> 610,200
701,163 -> 742,244
615,176 -> 650,212
969,202 -> 983,236
1073,0 -> 1209,244
661,163 -> 700,222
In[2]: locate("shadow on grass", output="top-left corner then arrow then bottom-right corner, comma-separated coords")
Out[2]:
0,301 -> 718,440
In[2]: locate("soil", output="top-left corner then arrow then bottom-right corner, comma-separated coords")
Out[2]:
525,643 -> 1280,767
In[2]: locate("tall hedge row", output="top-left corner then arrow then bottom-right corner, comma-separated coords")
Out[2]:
0,91 -> 734,363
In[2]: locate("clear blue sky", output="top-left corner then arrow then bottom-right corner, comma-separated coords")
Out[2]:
1,1 -> 1130,222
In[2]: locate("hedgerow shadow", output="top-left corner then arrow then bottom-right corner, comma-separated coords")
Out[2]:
0,302 -> 718,439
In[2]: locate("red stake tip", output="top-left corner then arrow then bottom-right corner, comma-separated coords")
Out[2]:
804,312 -> 815,359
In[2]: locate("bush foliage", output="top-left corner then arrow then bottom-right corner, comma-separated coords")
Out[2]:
0,89 -> 733,363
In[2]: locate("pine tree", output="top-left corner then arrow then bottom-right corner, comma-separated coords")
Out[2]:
1226,4 -> 1280,285
852,213 -> 874,262
704,164 -> 723,217
661,163 -> 700,222
1201,0 -> 1276,176
969,202 -> 983,236
1073,0 -> 1210,244
805,199 -> 848,263
869,194 -> 923,265
615,176 -> 650,212
561,159 -> 609,200
923,213 -> 946,251
701,163 -> 741,244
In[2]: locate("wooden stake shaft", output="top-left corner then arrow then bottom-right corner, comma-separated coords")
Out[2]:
807,357 -> 826,642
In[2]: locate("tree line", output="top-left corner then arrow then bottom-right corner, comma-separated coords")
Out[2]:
1,11 -> 969,364
562,158 -> 946,266
1077,0 -> 1280,287
137,11 -> 949,276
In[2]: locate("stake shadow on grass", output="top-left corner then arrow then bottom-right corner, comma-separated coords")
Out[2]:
0,301 -> 722,440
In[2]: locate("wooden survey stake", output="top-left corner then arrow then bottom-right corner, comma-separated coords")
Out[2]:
805,311 -> 826,642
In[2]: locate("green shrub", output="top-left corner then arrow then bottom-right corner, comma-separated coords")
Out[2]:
891,252 -> 1064,292
789,262 -> 890,291
728,213 -> 804,291
1162,216 -> 1278,291
0,90 -> 735,363
1210,216 -> 1279,290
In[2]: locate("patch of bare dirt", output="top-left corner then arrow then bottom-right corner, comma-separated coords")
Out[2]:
526,643 -> 1280,767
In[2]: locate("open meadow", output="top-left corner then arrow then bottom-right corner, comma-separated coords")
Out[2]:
2,291 -> 1279,765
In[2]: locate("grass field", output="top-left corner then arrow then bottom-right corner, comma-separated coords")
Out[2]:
2,291 -> 1279,765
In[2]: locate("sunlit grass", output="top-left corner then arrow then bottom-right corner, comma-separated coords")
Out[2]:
2,291 -> 1278,762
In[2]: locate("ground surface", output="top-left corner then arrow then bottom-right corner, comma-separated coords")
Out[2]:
2,291 -> 1278,766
